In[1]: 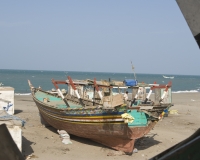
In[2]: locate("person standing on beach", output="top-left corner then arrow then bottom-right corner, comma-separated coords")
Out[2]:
123,91 -> 129,106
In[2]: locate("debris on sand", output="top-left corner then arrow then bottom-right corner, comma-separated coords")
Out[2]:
57,130 -> 72,144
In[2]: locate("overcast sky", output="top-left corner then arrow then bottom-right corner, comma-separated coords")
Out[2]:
0,1 -> 199,75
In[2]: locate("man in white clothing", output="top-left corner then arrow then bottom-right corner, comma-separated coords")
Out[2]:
123,91 -> 129,106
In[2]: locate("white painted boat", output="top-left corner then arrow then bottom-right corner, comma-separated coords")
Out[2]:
163,75 -> 174,79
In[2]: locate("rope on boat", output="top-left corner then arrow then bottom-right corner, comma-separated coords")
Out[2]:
121,113 -> 134,123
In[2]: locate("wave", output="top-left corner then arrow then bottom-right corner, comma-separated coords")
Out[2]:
172,90 -> 199,93
15,93 -> 31,96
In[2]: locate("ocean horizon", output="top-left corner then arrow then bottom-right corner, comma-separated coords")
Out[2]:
0,69 -> 199,95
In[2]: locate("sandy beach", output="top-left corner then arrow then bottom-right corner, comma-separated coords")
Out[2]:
14,93 -> 200,160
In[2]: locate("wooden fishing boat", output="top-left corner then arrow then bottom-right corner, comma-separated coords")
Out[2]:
28,77 -> 173,154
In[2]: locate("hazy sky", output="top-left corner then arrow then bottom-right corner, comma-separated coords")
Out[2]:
1,1 -> 200,75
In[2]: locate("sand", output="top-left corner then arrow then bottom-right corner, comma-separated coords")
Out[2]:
14,93 -> 200,160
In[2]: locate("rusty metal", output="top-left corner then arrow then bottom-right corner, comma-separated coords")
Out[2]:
151,81 -> 172,90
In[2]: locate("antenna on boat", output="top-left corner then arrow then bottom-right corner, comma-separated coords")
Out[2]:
131,61 -> 136,80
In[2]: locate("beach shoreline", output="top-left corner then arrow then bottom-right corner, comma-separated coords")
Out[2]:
14,93 -> 200,160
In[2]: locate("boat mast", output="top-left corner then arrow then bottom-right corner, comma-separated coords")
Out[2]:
131,61 -> 136,80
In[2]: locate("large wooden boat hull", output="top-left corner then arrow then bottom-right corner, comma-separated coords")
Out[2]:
39,108 -> 156,152
31,89 -> 158,153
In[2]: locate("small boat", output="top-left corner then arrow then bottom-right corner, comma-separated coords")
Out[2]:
163,75 -> 174,79
28,77 -> 173,154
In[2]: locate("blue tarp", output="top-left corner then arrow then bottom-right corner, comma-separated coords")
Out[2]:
124,79 -> 138,86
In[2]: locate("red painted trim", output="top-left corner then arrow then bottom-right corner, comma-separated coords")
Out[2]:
67,76 -> 76,90
151,81 -> 172,90
94,78 -> 100,91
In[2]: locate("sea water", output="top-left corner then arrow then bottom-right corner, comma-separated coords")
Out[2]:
0,69 -> 199,95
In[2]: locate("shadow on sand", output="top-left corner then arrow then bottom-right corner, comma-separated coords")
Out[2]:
71,134 -> 107,148
20,99 -> 34,102
14,109 -> 23,115
39,125 -> 160,153
22,136 -> 34,157
45,125 -> 107,149
135,133 -> 161,150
